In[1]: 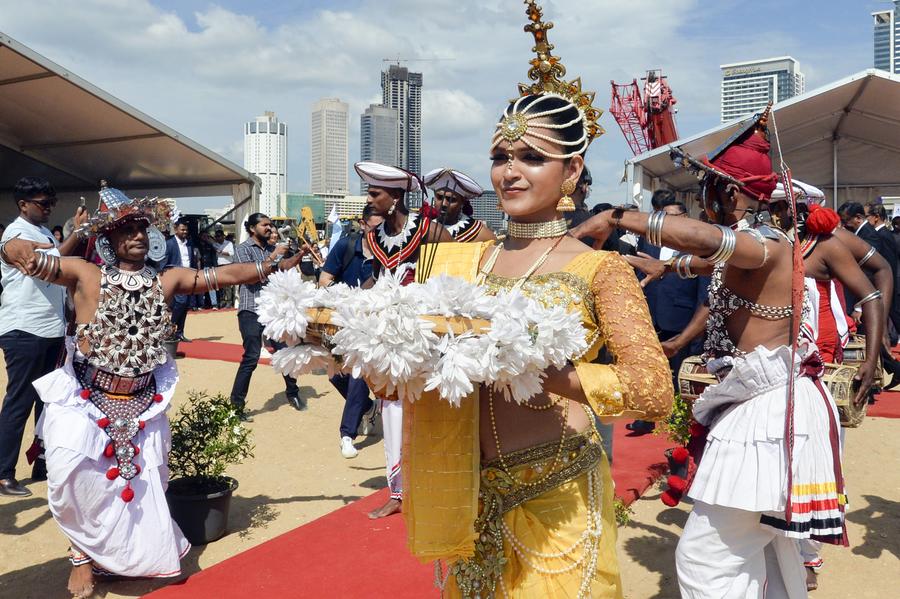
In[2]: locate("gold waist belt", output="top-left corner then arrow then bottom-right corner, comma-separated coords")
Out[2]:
482,433 -> 602,515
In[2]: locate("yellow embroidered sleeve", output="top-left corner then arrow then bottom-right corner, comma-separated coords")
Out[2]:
575,253 -> 673,421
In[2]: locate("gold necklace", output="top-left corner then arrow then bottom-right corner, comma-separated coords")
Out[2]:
476,235 -> 567,287
488,386 -> 569,489
507,219 -> 568,239
522,393 -> 563,411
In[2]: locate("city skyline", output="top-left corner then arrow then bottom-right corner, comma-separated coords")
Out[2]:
359,104 -> 400,195
243,111 -> 287,217
720,57 -> 805,123
310,97 -> 349,196
1,0 -> 877,211
873,1 -> 899,73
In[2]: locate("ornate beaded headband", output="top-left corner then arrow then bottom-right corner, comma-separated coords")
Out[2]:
491,1 -> 604,159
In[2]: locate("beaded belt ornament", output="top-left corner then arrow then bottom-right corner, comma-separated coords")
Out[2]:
80,363 -> 153,395
75,361 -> 162,502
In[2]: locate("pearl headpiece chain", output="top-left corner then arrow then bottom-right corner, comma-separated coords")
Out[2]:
491,1 -> 603,160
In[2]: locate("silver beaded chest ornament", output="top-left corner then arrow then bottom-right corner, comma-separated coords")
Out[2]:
74,266 -> 173,502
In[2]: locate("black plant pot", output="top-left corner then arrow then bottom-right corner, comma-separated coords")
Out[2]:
166,476 -> 238,545
665,448 -> 689,479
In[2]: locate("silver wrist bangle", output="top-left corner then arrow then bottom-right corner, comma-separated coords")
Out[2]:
210,267 -> 220,291
255,261 -> 268,284
854,290 -> 883,311
706,225 -> 737,265
646,211 -> 666,247
675,255 -> 698,279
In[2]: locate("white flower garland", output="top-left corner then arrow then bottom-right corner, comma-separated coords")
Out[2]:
257,268 -> 588,407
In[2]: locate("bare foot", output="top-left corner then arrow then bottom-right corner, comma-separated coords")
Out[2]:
68,563 -> 95,598
806,566 -> 818,592
368,498 -> 402,519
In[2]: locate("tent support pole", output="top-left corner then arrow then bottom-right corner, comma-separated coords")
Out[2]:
832,137 -> 838,209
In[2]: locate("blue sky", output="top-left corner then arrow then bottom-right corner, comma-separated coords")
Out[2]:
1,0 -> 890,210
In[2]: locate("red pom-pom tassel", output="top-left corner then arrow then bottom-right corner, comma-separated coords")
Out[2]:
806,204 -> 841,236
153,393 -> 163,403
689,422 -> 707,438
134,464 -> 141,475
667,475 -> 688,494
106,467 -> 120,480
671,446 -> 690,464
661,489 -> 682,507
138,420 -> 146,430
97,417 -> 111,429
133,444 -> 140,455
80,389 -> 91,400
121,483 -> 134,503
103,443 -> 115,458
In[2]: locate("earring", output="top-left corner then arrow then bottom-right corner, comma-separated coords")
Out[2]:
95,235 -> 118,265
557,179 -> 577,212
388,200 -> 397,216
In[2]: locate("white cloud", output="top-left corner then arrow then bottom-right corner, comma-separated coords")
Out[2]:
0,0 -> 867,208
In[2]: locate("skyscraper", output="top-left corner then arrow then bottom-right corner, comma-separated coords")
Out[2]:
874,2 -> 899,74
720,57 -> 805,123
382,64 -> 422,203
310,98 -> 349,196
244,111 -> 287,217
472,190 -> 506,233
359,104 -> 400,194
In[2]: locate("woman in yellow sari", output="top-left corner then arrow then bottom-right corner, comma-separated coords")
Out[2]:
402,3 -> 673,598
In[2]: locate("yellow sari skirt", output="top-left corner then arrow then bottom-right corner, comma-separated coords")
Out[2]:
444,433 -> 623,599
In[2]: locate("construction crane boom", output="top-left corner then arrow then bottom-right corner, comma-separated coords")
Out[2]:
610,70 -> 678,156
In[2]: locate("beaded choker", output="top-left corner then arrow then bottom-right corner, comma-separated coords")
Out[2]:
507,219 -> 568,239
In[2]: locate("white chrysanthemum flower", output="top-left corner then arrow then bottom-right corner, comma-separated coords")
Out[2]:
533,305 -> 588,367
271,345 -> 333,379
420,275 -> 495,318
424,332 -> 490,406
257,270 -> 317,344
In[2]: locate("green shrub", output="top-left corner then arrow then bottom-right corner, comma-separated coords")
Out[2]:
169,391 -> 254,491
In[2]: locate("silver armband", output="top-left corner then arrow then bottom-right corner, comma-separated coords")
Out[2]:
858,246 -> 876,267
743,228 -> 770,267
706,225 -> 737,265
646,211 -> 667,247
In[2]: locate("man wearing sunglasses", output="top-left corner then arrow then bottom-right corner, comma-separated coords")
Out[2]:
0,177 -> 86,497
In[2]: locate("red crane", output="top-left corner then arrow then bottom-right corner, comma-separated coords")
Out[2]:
610,70 -> 679,156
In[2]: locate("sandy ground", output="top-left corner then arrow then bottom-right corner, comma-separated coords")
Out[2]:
0,311 -> 898,598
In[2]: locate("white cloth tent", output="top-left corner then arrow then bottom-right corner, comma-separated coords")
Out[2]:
625,69 -> 900,211
0,32 -> 257,228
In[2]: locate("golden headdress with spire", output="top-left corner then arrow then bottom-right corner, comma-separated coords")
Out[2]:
491,0 -> 604,158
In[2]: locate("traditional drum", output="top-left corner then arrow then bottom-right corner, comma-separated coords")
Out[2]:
823,363 -> 866,428
676,356 -> 716,404
676,355 -> 868,428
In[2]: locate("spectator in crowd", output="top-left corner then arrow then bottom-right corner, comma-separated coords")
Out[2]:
229,213 -> 306,420
892,215 -> 900,253
198,231 -> 219,309
841,202 -> 900,343
591,202 -> 636,256
212,228 -> 235,308
627,194 -> 710,435
0,177 -> 86,497
163,220 -> 196,341
319,206 -> 384,458
51,225 -> 64,243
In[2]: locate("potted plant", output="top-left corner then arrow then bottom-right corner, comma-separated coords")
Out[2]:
658,393 -> 691,477
166,391 -> 254,545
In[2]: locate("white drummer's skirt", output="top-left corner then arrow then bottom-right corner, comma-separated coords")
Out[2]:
676,345 -> 847,598
34,344 -> 190,578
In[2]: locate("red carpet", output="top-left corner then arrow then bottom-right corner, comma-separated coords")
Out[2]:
145,425 -> 672,599
870,389 -> 900,419
175,339 -> 269,365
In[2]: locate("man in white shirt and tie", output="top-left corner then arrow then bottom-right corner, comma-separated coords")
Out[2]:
0,177 -> 86,496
